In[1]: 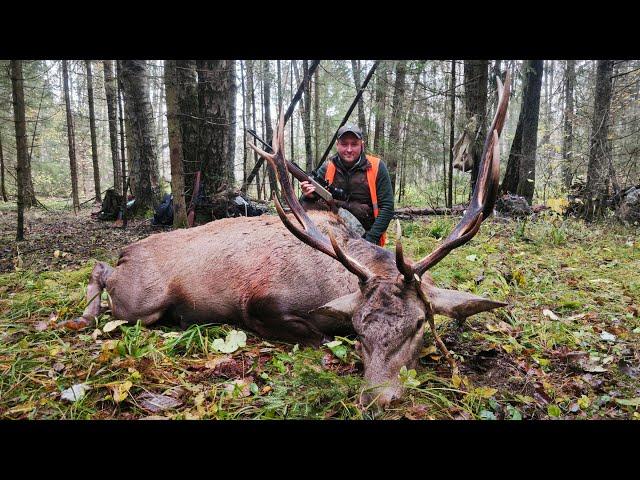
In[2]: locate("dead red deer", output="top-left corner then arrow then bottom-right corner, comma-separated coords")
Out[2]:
61,74 -> 511,408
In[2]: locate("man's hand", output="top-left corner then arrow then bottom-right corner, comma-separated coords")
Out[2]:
300,181 -> 316,198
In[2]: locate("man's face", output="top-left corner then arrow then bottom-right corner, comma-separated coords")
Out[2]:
336,133 -> 363,164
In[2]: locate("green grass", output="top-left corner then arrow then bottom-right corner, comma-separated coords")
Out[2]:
1,214 -> 639,419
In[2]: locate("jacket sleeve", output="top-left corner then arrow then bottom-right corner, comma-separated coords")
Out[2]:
365,160 -> 395,244
298,160 -> 328,205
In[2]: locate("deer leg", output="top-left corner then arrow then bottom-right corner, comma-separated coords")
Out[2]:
455,316 -> 468,333
248,311 -> 329,347
58,262 -> 114,331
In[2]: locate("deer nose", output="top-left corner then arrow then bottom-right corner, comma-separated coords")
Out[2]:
361,385 -> 402,409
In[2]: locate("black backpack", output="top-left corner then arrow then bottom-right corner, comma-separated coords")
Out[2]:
152,194 -> 174,226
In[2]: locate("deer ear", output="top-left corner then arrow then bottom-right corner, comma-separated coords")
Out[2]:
425,285 -> 507,319
310,291 -> 362,322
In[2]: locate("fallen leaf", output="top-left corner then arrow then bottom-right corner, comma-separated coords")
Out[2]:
103,320 -> 128,333
212,330 -> 247,353
111,380 -> 133,403
204,355 -> 232,370
543,309 -> 559,321
138,392 -> 182,413
223,377 -> 254,398
473,387 -> 498,398
600,331 -> 616,342
615,398 -> 640,407
61,383 -> 90,402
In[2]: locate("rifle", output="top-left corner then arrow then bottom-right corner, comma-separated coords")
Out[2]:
246,128 -> 347,202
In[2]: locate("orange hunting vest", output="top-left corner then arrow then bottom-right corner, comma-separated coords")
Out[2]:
325,155 -> 387,247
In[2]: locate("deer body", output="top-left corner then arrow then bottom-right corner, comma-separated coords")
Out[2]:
82,210 -> 395,345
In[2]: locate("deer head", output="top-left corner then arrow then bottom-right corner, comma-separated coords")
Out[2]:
249,74 -> 511,408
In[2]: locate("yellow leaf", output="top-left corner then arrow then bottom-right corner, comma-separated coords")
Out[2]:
547,197 -> 569,214
501,344 -> 514,354
54,250 -> 61,258
452,374 -> 462,388
111,380 -> 133,403
49,347 -> 60,357
512,269 -> 526,287
473,387 -> 498,398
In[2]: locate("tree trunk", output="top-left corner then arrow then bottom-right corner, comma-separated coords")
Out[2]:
463,60 -> 488,194
85,60 -> 102,202
155,67 -> 165,179
386,60 -> 407,192
119,60 -> 159,215
448,59 -> 456,209
302,60 -> 313,172
103,60 -> 122,193
164,60 -> 188,228
562,59 -> 575,188
516,60 -> 544,204
175,60 -> 199,206
196,60 -> 236,194
262,60 -> 277,193
0,131 -> 7,202
62,60 -> 80,213
351,60 -> 368,145
240,61 -> 248,186
314,66 -> 321,160
245,60 -> 260,199
117,62 -> 128,227
374,61 -> 388,155
583,60 -> 615,221
10,60 -> 27,239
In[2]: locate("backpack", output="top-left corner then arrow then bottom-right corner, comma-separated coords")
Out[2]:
152,193 -> 174,226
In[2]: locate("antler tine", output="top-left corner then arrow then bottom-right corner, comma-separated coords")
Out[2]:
255,112 -> 374,283
412,73 -> 510,278
394,219 -> 414,281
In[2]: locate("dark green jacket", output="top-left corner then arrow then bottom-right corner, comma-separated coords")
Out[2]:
306,152 -> 394,245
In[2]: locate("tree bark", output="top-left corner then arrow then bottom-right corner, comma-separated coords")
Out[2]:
463,60 -> 488,194
583,60 -> 615,220
302,60 -> 313,172
386,60 -> 407,192
314,66 -> 321,160
103,60 -> 122,193
62,60 -> 80,213
164,60 -> 188,228
85,60 -> 102,202
196,60 -> 236,194
10,60 -> 27,239
155,66 -> 165,179
245,60 -> 260,199
562,59 -> 575,188
373,61 -> 388,155
0,131 -> 7,202
119,60 -> 159,215
262,60 -> 277,193
116,62 -> 128,227
448,59 -> 456,209
351,60 -> 368,145
516,60 -> 544,203
175,60 -> 199,206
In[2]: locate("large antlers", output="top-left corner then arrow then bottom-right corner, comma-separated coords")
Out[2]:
248,114 -> 374,283
398,72 -> 512,281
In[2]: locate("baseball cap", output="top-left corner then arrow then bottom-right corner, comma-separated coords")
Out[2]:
337,124 -> 363,139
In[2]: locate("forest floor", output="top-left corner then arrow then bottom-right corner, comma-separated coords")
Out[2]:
1,204 -> 639,420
